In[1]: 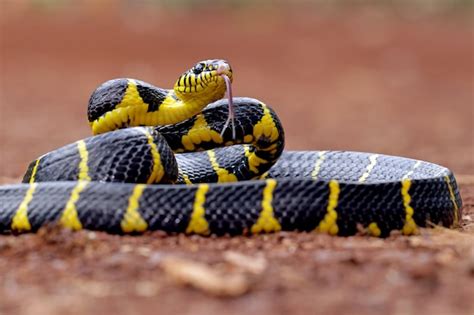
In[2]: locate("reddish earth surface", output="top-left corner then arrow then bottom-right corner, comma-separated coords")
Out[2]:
0,4 -> 473,315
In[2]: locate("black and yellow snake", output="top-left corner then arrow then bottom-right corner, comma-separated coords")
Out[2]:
0,59 -> 462,237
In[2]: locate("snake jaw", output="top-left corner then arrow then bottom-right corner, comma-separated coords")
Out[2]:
219,73 -> 236,140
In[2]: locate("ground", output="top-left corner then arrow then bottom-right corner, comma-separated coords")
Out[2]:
0,3 -> 473,315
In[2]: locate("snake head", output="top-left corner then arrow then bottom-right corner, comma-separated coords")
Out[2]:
174,59 -> 233,104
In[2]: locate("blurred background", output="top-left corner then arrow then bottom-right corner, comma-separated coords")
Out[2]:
0,0 -> 473,179
0,3 -> 473,315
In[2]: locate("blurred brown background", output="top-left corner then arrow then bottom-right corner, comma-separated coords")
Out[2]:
0,2 -> 474,315
0,0 -> 472,180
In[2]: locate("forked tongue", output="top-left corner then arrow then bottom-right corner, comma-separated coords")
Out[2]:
219,74 -> 236,139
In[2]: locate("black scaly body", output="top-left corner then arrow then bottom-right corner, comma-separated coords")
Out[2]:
0,60 -> 463,237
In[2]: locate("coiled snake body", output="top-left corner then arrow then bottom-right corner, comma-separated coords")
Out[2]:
0,60 -> 462,237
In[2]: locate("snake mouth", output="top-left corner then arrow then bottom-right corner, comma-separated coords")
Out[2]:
216,61 -> 232,76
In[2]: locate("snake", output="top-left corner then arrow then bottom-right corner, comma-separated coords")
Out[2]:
0,59 -> 462,237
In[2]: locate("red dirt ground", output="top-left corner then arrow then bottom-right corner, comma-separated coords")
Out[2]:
0,3 -> 473,315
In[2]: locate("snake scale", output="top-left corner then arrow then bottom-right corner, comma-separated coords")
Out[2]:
0,59 -> 462,237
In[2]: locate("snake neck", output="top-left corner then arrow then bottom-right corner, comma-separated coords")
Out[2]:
166,79 -> 227,123
148,89 -> 216,126
89,78 -> 226,135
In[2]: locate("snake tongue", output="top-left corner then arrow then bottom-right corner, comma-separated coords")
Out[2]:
220,74 -> 236,140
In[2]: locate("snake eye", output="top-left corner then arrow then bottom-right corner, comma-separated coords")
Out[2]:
193,63 -> 205,74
